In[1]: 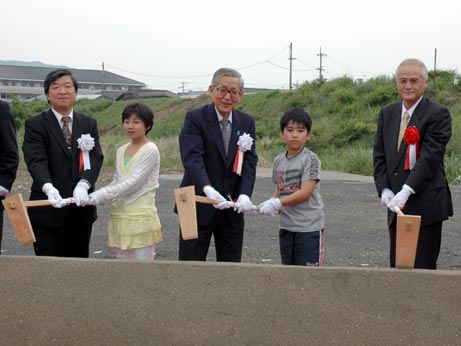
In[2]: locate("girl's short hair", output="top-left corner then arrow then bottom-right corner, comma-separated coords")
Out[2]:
122,103 -> 154,134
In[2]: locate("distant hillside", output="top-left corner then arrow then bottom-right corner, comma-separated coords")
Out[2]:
0,60 -> 68,68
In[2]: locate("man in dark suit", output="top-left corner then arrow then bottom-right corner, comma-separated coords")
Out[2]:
178,67 -> 258,262
373,58 -> 452,269
0,100 -> 19,253
23,69 -> 104,258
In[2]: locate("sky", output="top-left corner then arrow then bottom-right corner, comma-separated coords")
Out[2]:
3,0 -> 461,92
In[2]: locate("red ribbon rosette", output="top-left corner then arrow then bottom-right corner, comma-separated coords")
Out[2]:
403,126 -> 420,170
233,133 -> 253,176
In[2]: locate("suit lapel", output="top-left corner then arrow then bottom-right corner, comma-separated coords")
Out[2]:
391,99 -> 426,171
226,111 -> 240,166
408,98 -> 425,129
72,112 -> 84,157
45,109 -> 71,157
206,105 -> 227,159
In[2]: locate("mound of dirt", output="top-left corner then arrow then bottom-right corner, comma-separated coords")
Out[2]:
155,93 -> 211,120
99,94 -> 212,135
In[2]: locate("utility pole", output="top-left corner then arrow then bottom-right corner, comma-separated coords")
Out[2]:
288,42 -> 296,89
433,48 -> 437,99
102,62 -> 105,92
317,47 -> 327,82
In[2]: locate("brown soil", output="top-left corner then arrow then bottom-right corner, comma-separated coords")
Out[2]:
99,94 -> 212,136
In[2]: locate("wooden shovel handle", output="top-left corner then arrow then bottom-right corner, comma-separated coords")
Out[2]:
24,198 -> 75,208
195,196 -> 259,211
195,196 -> 221,204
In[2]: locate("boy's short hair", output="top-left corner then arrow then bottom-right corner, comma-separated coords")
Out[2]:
280,107 -> 312,132
122,103 -> 154,134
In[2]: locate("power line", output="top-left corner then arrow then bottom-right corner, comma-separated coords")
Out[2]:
104,45 -> 291,80
104,63 -> 211,79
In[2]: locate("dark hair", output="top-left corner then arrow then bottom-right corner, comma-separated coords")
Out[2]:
44,69 -> 78,95
280,107 -> 312,132
122,103 -> 154,134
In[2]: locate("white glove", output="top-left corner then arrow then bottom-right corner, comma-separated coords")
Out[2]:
88,190 -> 103,206
203,185 -> 226,205
387,184 -> 414,213
73,181 -> 90,206
381,188 -> 394,207
215,201 -> 234,210
235,194 -> 253,213
43,183 -> 65,208
0,185 -> 9,197
258,197 -> 282,216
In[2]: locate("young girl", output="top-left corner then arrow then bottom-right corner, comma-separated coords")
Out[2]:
89,103 -> 162,260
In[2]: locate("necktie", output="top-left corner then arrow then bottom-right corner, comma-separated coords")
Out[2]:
397,111 -> 410,151
221,118 -> 230,156
61,116 -> 72,150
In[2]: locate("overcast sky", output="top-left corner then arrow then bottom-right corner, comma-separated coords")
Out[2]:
4,0 -> 461,91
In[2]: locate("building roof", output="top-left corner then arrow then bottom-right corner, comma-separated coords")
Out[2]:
0,65 -> 145,87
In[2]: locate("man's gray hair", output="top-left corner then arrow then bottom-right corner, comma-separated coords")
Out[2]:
396,58 -> 428,81
211,68 -> 244,90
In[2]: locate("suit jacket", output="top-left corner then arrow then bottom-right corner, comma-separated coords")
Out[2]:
373,98 -> 453,226
178,103 -> 258,225
0,100 -> 19,211
22,109 -> 104,227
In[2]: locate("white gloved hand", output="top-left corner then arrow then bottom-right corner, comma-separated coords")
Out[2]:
381,188 -> 394,207
258,197 -> 282,216
0,185 -> 9,197
203,185 -> 226,204
235,194 -> 253,213
73,181 -> 90,206
88,190 -> 103,206
43,183 -> 64,208
214,201 -> 234,210
387,184 -> 414,213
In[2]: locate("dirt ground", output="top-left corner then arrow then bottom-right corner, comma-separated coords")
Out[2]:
2,168 -> 461,270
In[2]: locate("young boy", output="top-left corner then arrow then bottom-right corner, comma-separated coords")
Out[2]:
259,107 -> 325,266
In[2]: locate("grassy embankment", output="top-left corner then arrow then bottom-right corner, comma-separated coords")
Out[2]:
12,71 -> 461,182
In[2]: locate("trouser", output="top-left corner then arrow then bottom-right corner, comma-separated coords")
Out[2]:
179,210 -> 244,262
279,229 -> 325,266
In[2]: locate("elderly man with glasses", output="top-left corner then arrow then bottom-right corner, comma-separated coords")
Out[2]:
176,67 -> 258,262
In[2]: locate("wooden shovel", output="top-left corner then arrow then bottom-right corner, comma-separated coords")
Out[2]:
174,186 -> 221,240
395,208 -> 421,269
2,194 -> 74,246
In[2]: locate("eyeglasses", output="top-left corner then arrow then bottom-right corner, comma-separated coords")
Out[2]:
215,86 -> 242,98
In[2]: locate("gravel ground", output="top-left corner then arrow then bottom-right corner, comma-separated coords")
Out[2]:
2,167 -> 461,270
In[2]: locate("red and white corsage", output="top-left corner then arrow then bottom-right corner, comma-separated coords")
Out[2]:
77,134 -> 95,171
233,133 -> 253,176
403,126 -> 420,170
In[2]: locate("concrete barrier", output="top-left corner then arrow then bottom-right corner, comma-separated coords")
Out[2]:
0,256 -> 459,345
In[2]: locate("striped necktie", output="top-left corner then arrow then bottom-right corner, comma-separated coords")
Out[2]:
61,116 -> 72,150
221,118 -> 230,156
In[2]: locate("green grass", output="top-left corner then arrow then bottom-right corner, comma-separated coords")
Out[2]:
10,70 -> 461,183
